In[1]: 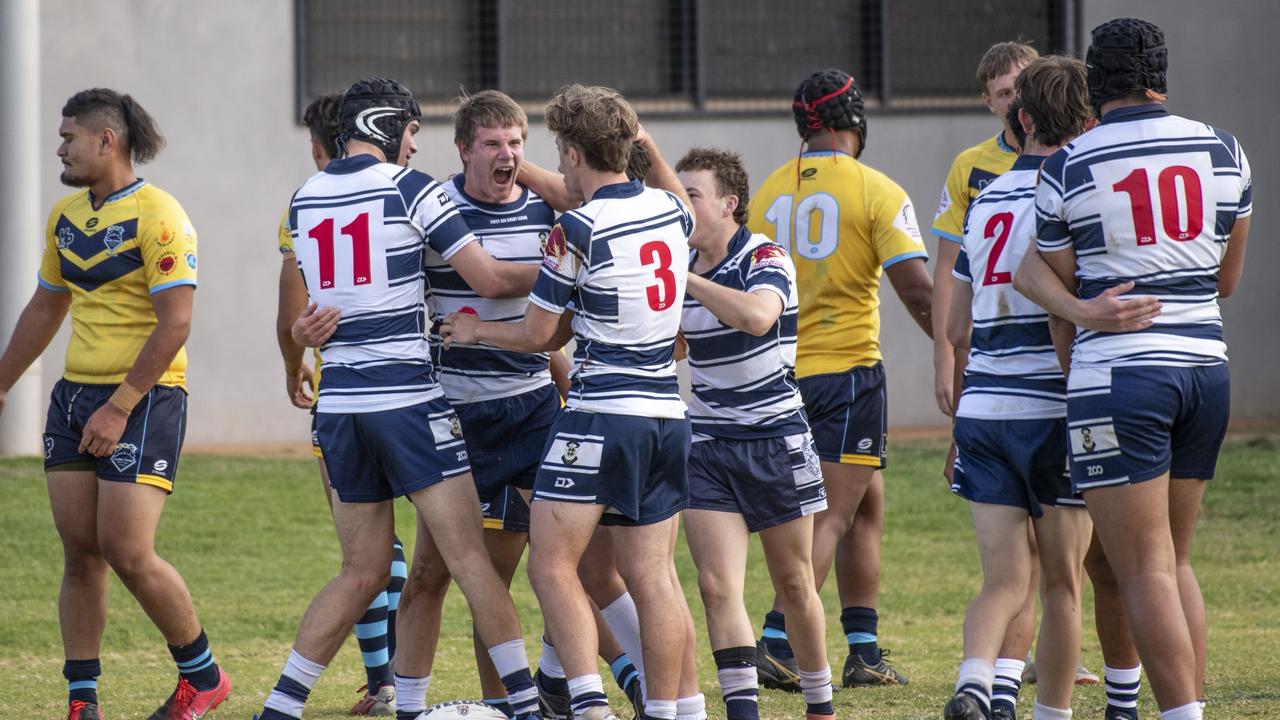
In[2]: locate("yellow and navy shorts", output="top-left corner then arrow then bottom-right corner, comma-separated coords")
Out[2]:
43,379 -> 188,492
798,362 -> 888,467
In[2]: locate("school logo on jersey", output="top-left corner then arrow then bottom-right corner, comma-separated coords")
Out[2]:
185,252 -> 198,269
57,226 -> 75,249
543,224 -> 567,271
103,224 -> 126,255
751,243 -> 787,269
157,222 -> 177,246
111,443 -> 138,472
156,252 -> 178,275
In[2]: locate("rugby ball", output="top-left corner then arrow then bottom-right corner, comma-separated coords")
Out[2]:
417,700 -> 509,719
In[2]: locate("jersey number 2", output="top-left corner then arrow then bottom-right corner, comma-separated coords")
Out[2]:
640,240 -> 676,311
1112,166 -> 1203,245
308,213 -> 371,289
982,212 -> 1014,286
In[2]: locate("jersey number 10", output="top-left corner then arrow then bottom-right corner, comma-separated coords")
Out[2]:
1112,165 -> 1204,246
308,213 -> 371,289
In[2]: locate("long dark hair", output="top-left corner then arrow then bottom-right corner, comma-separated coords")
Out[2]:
62,88 -> 166,164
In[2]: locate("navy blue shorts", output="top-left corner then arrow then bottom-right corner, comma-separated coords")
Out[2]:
1066,364 -> 1230,492
798,362 -> 887,467
309,409 -> 324,459
482,485 -> 532,533
533,410 -> 691,526
456,383 -> 559,514
43,379 -> 188,493
688,432 -> 827,532
951,417 -> 1081,518
316,396 -> 471,503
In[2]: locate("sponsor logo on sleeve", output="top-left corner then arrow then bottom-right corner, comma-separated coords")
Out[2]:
156,222 -> 176,246
893,199 -> 923,243
57,226 -> 75,249
934,187 -> 951,220
185,251 -> 198,269
156,252 -> 177,275
543,224 -> 567,271
750,243 -> 788,269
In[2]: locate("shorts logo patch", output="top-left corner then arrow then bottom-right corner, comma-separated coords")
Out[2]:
103,225 -> 126,255
450,415 -> 463,439
802,437 -> 822,480
430,414 -> 466,447
856,437 -> 873,453
562,440 -> 580,464
152,459 -> 169,473
543,433 -> 604,474
1069,419 -> 1119,460
111,443 -> 138,472
44,436 -> 54,459
554,477 -> 575,488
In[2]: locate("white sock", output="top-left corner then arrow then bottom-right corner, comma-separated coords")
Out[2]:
1033,702 -> 1072,719
394,673 -> 431,716
798,666 -> 834,707
675,693 -> 706,720
993,657 -> 1025,706
955,657 -> 994,713
601,593 -> 645,680
540,636 -> 566,678
263,650 -> 326,718
1160,701 -> 1203,720
1104,664 -> 1141,710
487,638 -> 531,678
645,698 -> 677,720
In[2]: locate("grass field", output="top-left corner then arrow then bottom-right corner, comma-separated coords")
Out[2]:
1,435 -> 1277,719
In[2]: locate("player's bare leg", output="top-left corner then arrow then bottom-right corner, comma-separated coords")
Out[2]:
610,515 -> 688,708
759,516 -> 826,677
1170,478 -> 1209,698
290,499 -> 395,662
962,503 -> 1035,662
835,469 -> 883,606
666,516 -> 704,718
685,510 -> 752,650
1030,505 -> 1091,710
1002,523 -> 1038,668
1085,474 -> 1198,710
808,463 -> 874,591
528,501 -> 607,676
48,471 -> 110,661
581,529 -> 647,689
473,527 -> 531,706
95,480 -> 203,645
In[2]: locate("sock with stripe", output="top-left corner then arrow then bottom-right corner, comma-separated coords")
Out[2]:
168,629 -> 221,691
676,693 -> 706,720
64,658 -> 100,706
713,647 -> 759,720
260,650 -> 325,719
386,535 -> 407,661
1159,702 -> 1201,720
1104,664 -> 1141,719
1033,702 -> 1072,719
645,698 -> 677,720
484,698 -> 514,718
487,639 -> 538,718
798,667 -> 834,716
840,606 -> 880,665
955,657 -> 995,719
609,653 -> 641,694
355,591 -> 393,691
394,673 -> 431,720
992,657 -> 1025,717
760,610 -> 794,660
568,674 -> 609,716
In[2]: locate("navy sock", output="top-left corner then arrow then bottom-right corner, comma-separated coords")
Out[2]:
760,610 -> 794,660
484,698 -> 514,718
64,658 -> 100,706
354,592 -> 392,691
609,654 -> 640,692
387,535 -> 406,661
840,606 -> 880,664
169,629 -> 221,691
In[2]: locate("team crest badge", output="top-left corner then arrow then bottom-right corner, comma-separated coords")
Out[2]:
751,243 -> 787,269
561,440 -> 580,465
103,224 -> 126,255
156,252 -> 178,275
156,223 -> 176,246
450,415 -> 463,439
57,226 -> 75,249
1081,427 -> 1096,453
543,224 -> 567,271
111,443 -> 138,472
185,252 -> 198,269
44,436 -> 54,460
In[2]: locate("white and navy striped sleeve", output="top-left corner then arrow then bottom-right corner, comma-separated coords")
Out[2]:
398,169 -> 477,260
1035,149 -> 1072,253
529,213 -> 591,315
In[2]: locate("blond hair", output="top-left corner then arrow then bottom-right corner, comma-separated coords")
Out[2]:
545,84 -> 638,173
454,89 -> 528,148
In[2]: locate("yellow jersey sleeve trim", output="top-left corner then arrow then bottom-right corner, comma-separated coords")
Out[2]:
136,474 -> 174,493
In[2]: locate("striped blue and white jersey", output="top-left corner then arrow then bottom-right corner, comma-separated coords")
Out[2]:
529,179 -> 693,419
681,227 -> 807,438
954,154 -> 1065,420
1036,104 -> 1252,368
290,155 -> 476,413
425,176 -> 555,404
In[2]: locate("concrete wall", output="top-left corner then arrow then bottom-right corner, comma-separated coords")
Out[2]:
21,0 -> 1275,448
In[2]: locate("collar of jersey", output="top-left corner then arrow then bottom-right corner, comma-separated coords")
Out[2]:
1011,154 -> 1047,171
995,131 -> 1015,154
693,225 -> 752,277
325,154 -> 382,174
1100,103 -> 1169,125
451,173 -> 530,211
590,179 -> 643,200
800,150 -> 853,158
87,178 -> 146,207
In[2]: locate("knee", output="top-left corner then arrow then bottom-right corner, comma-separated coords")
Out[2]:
343,563 -> 392,600
772,571 -> 817,612
528,552 -> 576,597
696,571 -> 742,611
98,536 -> 155,581
403,561 -> 451,603
980,571 -> 1029,605
814,509 -> 855,539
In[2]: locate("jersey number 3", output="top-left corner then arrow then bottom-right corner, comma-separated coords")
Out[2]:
308,213 -> 371,289
640,240 -> 676,311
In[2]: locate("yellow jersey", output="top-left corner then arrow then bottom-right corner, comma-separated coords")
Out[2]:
38,181 -> 197,387
276,209 -> 324,388
748,151 -> 928,377
930,132 -> 1018,243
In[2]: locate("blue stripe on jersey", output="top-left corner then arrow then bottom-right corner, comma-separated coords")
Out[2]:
328,307 -> 424,346
576,338 -> 673,369
319,361 -> 435,391
1078,274 -> 1218,299
438,344 -> 547,377
1077,322 -> 1222,344
970,317 -> 1052,354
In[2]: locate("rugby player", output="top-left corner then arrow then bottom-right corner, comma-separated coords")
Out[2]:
0,89 -> 230,720
274,91 -> 405,717
943,57 -> 1095,720
255,76 -> 543,720
748,69 -> 931,690
1015,19 -> 1251,720
675,147 -> 833,720
441,84 -> 695,720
